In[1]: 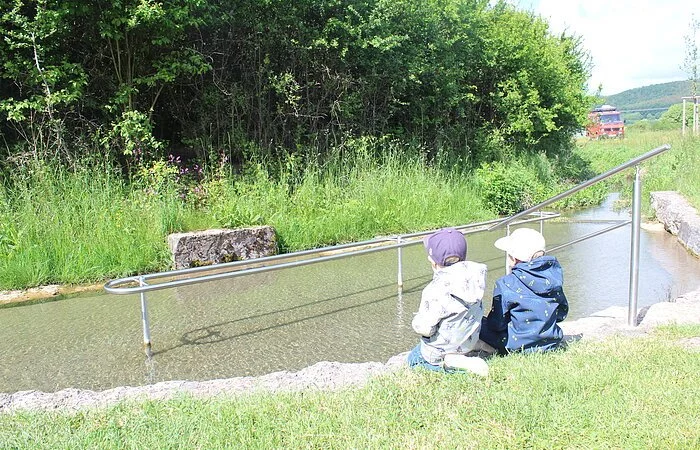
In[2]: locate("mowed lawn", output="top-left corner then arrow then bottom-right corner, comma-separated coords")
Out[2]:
1,325 -> 699,449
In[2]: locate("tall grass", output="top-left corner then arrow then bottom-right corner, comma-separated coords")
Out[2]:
2,325 -> 698,448
7,131 -> 673,291
2,129 -> 687,291
0,143 -> 493,290
575,129 -> 700,212
208,147 -> 491,252
0,161 -> 207,289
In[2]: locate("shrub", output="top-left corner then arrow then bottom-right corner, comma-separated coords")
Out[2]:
474,161 -> 550,215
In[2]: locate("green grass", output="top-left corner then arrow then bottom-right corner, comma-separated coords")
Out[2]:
207,151 -> 492,252
0,162 -> 207,289
1,130 -> 694,290
2,325 -> 698,449
575,129 -> 700,213
0,148 -> 493,290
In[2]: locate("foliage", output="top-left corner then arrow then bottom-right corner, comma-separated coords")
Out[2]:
0,0 -> 88,159
658,102 -> 698,128
0,144 -> 492,289
1,0 -> 593,168
0,159 -> 179,288
474,159 -> 551,215
574,129 -> 700,212
471,149 -> 600,216
480,4 -> 592,157
0,130 -> 608,290
0,188 -> 16,256
0,0 -> 608,289
0,0 -> 210,163
101,110 -> 164,162
626,118 -> 671,132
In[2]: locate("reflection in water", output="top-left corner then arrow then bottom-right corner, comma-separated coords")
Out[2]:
395,287 -> 408,347
1,195 -> 699,393
145,357 -> 158,385
154,283 -> 405,357
395,288 -> 404,331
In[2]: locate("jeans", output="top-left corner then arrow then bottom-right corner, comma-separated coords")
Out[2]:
406,344 -> 447,372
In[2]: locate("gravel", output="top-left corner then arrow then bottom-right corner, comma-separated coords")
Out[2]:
0,354 -> 409,413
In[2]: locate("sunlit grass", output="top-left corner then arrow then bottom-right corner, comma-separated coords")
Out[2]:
575,130 -> 700,212
207,152 -> 491,252
1,325 -> 698,448
0,149 -> 491,290
0,163 -> 188,289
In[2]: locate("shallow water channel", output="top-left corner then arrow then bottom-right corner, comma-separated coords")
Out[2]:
2,195 -> 700,393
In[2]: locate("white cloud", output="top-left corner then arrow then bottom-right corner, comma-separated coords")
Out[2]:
506,0 -> 700,95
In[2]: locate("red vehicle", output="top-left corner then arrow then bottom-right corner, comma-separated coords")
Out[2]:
586,105 -> 625,139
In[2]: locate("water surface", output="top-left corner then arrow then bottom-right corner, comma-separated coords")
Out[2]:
1,196 -> 698,392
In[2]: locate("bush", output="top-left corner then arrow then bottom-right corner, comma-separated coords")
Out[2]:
474,160 -> 550,215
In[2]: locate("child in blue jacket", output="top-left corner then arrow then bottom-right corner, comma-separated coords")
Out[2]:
480,228 -> 568,354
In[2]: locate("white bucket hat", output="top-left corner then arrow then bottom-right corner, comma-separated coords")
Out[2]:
494,228 -> 546,262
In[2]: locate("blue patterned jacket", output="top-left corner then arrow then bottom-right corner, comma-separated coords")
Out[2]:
480,255 -> 568,353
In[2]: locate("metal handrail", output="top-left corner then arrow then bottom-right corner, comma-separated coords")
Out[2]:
106,218 -> 499,289
488,144 -> 671,230
546,220 -> 631,253
106,143 -> 672,355
105,212 -> 561,295
108,215 -> 510,287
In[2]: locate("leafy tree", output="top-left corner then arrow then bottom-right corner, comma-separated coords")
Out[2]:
659,103 -> 695,128
682,13 -> 699,97
477,3 -> 593,158
0,0 -> 87,159
0,0 -> 212,163
0,0 -> 595,169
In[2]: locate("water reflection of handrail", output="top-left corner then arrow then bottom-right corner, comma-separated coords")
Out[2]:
546,220 -> 631,253
105,211 -> 561,356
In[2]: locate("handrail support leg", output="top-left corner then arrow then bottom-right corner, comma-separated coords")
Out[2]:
139,277 -> 153,357
628,165 -> 642,326
397,235 -> 403,289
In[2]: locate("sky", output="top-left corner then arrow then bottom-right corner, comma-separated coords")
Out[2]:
504,0 -> 700,95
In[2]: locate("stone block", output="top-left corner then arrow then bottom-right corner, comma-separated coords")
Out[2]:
167,226 -> 277,269
639,290 -> 700,328
650,191 -> 700,256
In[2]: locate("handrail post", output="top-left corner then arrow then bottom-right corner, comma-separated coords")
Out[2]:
628,165 -> 642,326
682,98 -> 687,136
397,235 -> 403,289
139,276 -> 153,357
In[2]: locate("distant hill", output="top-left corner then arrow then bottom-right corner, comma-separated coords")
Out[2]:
603,80 -> 695,122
